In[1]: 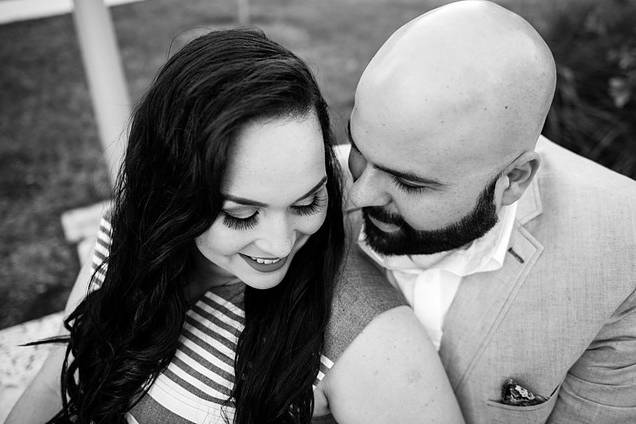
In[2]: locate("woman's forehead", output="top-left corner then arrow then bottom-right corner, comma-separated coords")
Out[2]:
223,113 -> 327,204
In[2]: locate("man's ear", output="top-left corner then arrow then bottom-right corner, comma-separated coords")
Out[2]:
501,151 -> 541,206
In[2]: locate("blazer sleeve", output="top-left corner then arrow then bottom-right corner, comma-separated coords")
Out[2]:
547,287 -> 636,424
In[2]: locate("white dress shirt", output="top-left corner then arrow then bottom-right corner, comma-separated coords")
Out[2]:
358,203 -> 518,350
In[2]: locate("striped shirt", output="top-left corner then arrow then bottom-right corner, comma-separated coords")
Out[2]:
90,216 -> 404,423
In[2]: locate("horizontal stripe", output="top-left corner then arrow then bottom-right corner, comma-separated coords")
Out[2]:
172,349 -> 233,394
179,338 -> 235,377
91,268 -> 106,284
97,226 -> 111,240
145,373 -> 213,422
94,240 -> 110,258
164,365 -> 227,404
187,309 -> 239,344
183,322 -> 236,360
170,355 -> 231,399
203,292 -> 245,319
320,355 -> 334,369
100,218 -> 112,233
92,252 -> 107,268
96,229 -> 111,245
184,317 -> 237,361
191,302 -> 243,335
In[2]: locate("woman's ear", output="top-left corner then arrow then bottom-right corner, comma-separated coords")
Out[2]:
501,151 -> 541,206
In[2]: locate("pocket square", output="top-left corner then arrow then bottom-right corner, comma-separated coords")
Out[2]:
501,378 -> 547,406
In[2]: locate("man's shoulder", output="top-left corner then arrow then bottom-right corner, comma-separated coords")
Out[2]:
531,136 -> 636,238
519,137 -> 636,291
536,136 -> 636,201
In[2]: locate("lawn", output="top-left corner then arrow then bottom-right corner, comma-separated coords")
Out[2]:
0,0 -> 633,328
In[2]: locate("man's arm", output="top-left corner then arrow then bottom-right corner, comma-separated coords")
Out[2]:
547,287 -> 636,424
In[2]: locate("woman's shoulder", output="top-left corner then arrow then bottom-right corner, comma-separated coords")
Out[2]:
323,242 -> 407,363
319,304 -> 464,424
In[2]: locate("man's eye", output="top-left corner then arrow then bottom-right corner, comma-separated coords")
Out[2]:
391,176 -> 428,194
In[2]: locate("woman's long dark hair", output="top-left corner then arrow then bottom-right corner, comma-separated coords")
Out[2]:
49,29 -> 344,424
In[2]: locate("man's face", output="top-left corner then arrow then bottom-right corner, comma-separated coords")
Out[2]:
347,112 -> 503,256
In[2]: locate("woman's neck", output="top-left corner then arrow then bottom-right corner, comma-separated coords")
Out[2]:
187,247 -> 241,302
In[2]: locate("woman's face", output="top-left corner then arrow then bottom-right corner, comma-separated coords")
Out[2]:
195,111 -> 329,290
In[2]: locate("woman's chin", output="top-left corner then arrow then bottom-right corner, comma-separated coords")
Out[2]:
239,265 -> 290,290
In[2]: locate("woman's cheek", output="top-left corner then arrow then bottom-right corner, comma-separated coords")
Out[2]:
299,209 -> 328,236
199,221 -> 251,256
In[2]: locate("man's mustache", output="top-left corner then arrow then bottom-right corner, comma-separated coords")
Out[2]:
363,207 -> 405,227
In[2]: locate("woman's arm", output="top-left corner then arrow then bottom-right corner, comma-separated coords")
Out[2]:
4,259 -> 96,424
321,305 -> 465,424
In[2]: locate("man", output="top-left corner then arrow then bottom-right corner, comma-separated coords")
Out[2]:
344,1 -> 636,423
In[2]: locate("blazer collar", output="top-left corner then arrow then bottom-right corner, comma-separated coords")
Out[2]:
438,175 -> 545,389
515,173 -> 543,227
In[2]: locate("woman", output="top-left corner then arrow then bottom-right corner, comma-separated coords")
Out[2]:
6,29 -> 464,424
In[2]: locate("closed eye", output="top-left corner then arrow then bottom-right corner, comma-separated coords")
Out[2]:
292,194 -> 328,216
222,211 -> 258,230
391,176 -> 430,194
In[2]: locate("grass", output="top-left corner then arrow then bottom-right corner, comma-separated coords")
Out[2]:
0,0 -> 632,328
542,0 -> 636,178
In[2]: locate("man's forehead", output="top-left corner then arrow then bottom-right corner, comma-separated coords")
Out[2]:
349,107 -> 479,181
352,0 -> 554,168
349,131 -> 440,190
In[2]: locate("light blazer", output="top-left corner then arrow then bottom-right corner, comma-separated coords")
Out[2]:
436,137 -> 636,424
342,136 -> 636,424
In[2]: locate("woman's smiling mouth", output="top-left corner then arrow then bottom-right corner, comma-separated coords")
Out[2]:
239,253 -> 288,272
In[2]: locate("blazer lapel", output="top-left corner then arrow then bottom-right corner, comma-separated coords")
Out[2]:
439,178 -> 544,389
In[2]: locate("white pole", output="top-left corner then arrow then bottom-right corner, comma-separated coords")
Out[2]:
237,0 -> 250,25
72,0 -> 130,185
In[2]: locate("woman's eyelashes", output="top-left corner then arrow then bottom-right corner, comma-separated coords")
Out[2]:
221,194 -> 327,230
223,212 -> 258,231
291,194 -> 327,216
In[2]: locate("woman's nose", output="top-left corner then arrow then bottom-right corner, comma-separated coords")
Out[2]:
254,214 -> 295,257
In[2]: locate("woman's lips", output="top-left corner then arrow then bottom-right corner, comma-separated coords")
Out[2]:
239,253 -> 288,272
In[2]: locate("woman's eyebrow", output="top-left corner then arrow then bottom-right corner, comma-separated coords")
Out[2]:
293,176 -> 327,202
223,176 -> 327,206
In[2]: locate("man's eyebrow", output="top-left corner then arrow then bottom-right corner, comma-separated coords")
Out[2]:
346,119 -> 443,187
375,164 -> 444,187
223,176 -> 328,207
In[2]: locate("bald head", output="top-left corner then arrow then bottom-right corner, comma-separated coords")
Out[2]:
353,0 -> 556,171
347,1 -> 556,244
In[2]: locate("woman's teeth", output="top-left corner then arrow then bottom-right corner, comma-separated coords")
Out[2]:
249,256 -> 281,265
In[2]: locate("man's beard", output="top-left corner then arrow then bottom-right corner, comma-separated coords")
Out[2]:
362,178 -> 499,255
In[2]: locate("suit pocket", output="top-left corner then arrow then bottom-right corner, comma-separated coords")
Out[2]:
484,384 -> 561,424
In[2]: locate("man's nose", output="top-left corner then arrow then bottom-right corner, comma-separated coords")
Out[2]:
348,168 -> 391,209
254,214 -> 295,257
